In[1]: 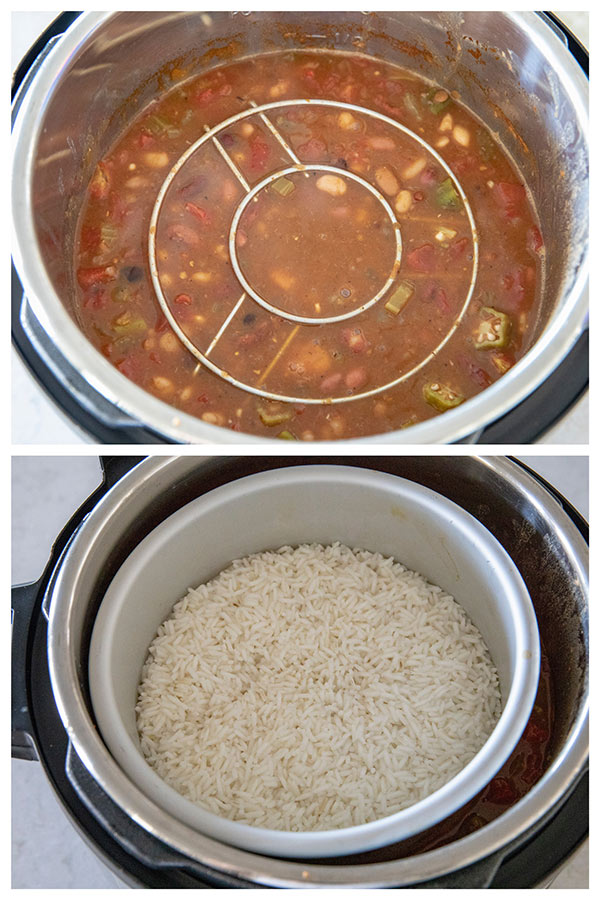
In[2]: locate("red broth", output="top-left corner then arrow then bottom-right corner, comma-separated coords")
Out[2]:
74,51 -> 544,440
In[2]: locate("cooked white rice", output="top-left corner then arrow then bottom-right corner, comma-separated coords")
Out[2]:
136,543 -> 501,832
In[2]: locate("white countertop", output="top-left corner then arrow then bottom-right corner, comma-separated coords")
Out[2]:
11,11 -> 589,445
11,456 -> 589,888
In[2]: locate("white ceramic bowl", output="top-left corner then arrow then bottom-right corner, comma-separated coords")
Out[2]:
89,465 -> 540,858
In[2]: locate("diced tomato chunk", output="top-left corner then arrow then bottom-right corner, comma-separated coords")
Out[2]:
116,356 -> 139,379
524,721 -> 549,744
185,202 -> 211,225
407,243 -> 435,273
486,776 -> 518,805
420,166 -> 439,186
138,131 -> 155,149
458,354 -> 492,388
82,288 -> 109,310
77,265 -> 116,289
493,181 -> 526,220
249,136 -> 270,170
195,87 -> 214,107
174,293 -> 193,305
155,314 -> 170,333
297,138 -> 328,161
341,327 -> 368,353
500,266 -> 529,311
79,225 -> 101,254
522,750 -> 543,785
527,225 -> 544,254
452,154 -> 478,176
450,236 -> 469,260
167,223 -> 200,245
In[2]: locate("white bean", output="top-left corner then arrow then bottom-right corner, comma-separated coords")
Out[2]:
453,125 -> 470,147
402,157 -> 427,180
375,166 -> 399,196
395,190 -> 413,214
143,151 -> 169,168
316,174 -> 347,196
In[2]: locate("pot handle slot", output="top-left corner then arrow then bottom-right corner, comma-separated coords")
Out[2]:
536,12 -> 570,48
100,456 -> 146,490
11,34 -> 63,122
15,294 -> 143,431
11,581 -> 42,761
64,742 -> 251,887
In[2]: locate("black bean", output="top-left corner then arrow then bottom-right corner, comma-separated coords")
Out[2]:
243,313 -> 256,326
335,157 -> 348,169
122,265 -> 143,283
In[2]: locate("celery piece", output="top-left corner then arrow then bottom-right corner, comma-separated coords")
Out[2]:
145,115 -> 173,135
277,430 -> 297,440
385,281 -> 414,316
423,382 -> 464,412
436,178 -> 461,210
100,223 -> 118,247
257,406 -> 292,427
474,306 -> 511,350
403,93 -> 422,121
271,176 -> 296,197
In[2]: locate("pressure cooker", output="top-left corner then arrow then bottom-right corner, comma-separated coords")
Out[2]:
11,11 -> 588,444
12,456 -> 588,887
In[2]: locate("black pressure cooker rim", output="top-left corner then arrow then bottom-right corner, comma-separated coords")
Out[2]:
13,456 -> 588,888
11,11 -> 589,446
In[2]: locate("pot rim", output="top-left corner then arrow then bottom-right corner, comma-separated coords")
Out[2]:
46,457 -> 589,886
88,466 -> 540,858
11,10 -> 589,444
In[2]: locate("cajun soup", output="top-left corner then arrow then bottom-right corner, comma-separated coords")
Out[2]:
74,51 -> 544,440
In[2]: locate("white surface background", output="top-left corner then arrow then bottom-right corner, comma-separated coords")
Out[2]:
11,455 -> 589,888
11,10 -> 589,445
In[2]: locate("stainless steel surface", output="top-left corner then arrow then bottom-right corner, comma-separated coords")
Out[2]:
12,11 -> 588,443
87,466 -> 538,858
44,456 -> 588,887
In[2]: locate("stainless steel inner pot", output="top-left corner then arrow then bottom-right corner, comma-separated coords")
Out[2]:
45,456 -> 588,887
11,12 -> 588,444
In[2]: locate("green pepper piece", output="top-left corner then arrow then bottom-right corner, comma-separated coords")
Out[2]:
436,177 -> 461,210
277,429 -> 297,440
426,87 -> 451,115
385,280 -> 414,316
111,313 -> 147,336
257,406 -> 292,427
423,382 -> 465,412
111,285 -> 133,304
271,176 -> 296,197
474,306 -> 511,350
